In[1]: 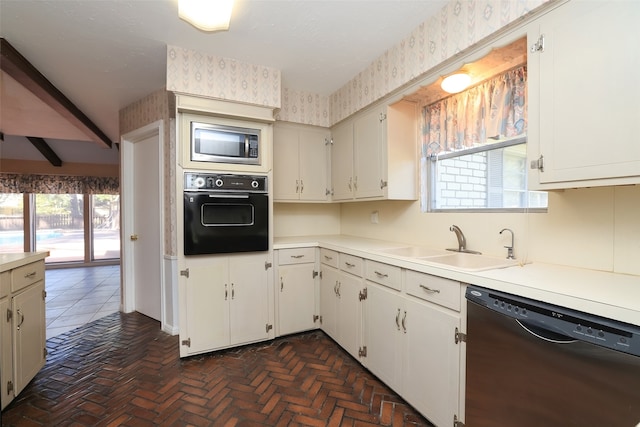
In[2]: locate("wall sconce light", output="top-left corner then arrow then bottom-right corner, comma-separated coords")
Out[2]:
178,0 -> 234,32
441,73 -> 471,94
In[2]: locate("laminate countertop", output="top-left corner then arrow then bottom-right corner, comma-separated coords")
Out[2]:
275,235 -> 640,327
0,252 -> 49,273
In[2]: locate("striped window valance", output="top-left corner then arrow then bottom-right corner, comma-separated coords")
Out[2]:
0,174 -> 119,195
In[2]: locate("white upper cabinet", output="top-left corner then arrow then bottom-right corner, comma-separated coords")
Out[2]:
273,122 -> 330,202
527,0 -> 640,189
331,100 -> 418,201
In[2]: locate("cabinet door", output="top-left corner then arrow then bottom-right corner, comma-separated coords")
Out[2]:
273,125 -> 301,200
13,281 -> 46,395
0,297 -> 13,410
319,266 -> 339,340
181,258 -> 230,356
229,255 -> 270,345
278,263 -> 316,335
529,1 -> 640,187
364,283 -> 403,392
331,119 -> 355,201
354,107 -> 384,199
299,128 -> 330,201
336,271 -> 362,360
403,298 -> 461,427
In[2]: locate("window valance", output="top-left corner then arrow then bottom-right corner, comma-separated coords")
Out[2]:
0,174 -> 119,195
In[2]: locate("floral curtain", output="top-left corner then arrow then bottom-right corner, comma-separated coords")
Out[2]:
421,66 -> 527,157
0,174 -> 119,195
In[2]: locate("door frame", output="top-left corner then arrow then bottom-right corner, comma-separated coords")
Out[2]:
120,120 -> 165,327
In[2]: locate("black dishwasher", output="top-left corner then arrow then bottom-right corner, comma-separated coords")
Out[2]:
465,285 -> 640,427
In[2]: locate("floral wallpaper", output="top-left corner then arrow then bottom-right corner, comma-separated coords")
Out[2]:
166,45 -> 282,109
119,89 -> 177,256
0,173 -> 119,195
329,0 -> 547,125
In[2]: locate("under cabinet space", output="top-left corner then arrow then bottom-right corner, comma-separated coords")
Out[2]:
365,260 -> 401,291
405,269 -> 461,312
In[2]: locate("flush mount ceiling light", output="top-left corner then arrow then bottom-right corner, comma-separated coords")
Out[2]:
178,0 -> 234,32
441,73 -> 472,94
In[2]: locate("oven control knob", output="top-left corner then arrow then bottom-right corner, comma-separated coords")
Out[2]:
251,180 -> 259,189
215,178 -> 224,188
194,177 -> 205,188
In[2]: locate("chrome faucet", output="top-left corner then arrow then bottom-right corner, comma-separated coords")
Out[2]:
500,228 -> 515,259
448,225 -> 482,254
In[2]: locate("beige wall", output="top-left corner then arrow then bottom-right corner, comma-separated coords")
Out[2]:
335,185 -> 639,276
274,203 -> 341,237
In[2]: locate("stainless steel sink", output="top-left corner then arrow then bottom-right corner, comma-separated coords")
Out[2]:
417,252 -> 520,272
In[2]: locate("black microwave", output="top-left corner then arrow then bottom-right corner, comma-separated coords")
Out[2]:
191,121 -> 261,165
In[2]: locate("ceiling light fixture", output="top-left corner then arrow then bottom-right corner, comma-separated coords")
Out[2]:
441,73 -> 472,94
178,0 -> 234,32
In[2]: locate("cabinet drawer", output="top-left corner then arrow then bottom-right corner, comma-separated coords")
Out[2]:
339,253 -> 363,277
405,270 -> 461,311
320,249 -> 338,268
0,271 -> 9,298
365,260 -> 401,291
278,247 -> 315,265
11,261 -> 45,293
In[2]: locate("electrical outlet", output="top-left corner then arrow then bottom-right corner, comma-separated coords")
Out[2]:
370,211 -> 379,224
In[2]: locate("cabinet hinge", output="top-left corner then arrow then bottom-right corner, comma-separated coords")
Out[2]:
358,346 -> 368,358
42,289 -> 47,300
265,262 -> 273,271
379,112 -> 387,122
530,155 -> 544,172
7,380 -> 14,395
319,315 -> 323,324
6,308 -> 12,322
266,323 -> 273,333
181,338 -> 191,347
313,314 -> 320,323
312,270 -> 319,279
44,347 -> 48,358
359,288 -> 368,301
380,180 -> 388,189
530,34 -> 545,53
455,328 -> 467,344
326,138 -> 333,146
319,271 -> 323,279
180,268 -> 190,278
325,188 -> 332,196
454,414 -> 465,426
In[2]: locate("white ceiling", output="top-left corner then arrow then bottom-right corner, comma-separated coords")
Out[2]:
0,0 -> 448,154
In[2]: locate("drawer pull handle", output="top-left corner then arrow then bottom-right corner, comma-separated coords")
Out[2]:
24,271 -> 37,279
324,255 -> 333,261
291,255 -> 305,259
374,271 -> 388,278
419,284 -> 440,293
345,262 -> 355,268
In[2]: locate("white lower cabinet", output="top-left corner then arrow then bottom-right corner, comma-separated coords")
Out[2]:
363,263 -> 463,427
319,251 -> 365,361
179,253 -> 273,357
1,257 -> 47,410
276,247 -> 318,336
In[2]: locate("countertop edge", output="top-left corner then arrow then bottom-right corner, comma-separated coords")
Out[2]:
0,252 -> 50,273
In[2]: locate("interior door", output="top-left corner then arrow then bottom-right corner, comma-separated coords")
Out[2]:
132,132 -> 162,320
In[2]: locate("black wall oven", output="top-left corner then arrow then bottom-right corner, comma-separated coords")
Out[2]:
183,172 -> 268,255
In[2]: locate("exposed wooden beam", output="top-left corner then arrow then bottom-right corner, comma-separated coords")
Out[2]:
26,136 -> 63,167
0,38 -> 113,148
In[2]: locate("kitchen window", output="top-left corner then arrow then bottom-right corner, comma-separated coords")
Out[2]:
420,66 -> 547,212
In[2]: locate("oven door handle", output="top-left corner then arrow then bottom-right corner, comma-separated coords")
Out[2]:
207,194 -> 250,199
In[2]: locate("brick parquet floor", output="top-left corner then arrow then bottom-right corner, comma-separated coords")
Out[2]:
1,312 -> 434,427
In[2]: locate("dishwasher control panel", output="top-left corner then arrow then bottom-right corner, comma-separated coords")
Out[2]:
466,286 -> 640,357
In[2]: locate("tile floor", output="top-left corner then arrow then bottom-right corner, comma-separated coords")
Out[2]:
45,265 -> 120,339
